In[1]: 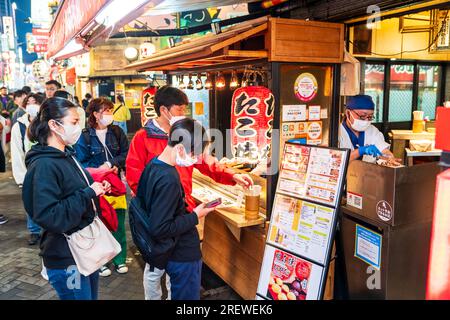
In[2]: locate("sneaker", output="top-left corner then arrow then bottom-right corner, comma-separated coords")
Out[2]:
115,264 -> 128,274
0,215 -> 8,225
99,266 -> 111,277
28,233 -> 41,246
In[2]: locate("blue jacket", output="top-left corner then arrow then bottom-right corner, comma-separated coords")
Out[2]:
74,125 -> 129,169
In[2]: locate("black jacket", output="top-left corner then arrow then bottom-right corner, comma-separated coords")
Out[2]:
22,145 -> 98,269
139,158 -> 201,269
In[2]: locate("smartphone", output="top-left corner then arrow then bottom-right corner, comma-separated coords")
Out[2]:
205,198 -> 222,208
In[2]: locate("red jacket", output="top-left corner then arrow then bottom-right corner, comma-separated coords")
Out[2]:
126,120 -> 236,211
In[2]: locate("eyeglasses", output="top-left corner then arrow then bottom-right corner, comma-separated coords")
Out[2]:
351,110 -> 374,121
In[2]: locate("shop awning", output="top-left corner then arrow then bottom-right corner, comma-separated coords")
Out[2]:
47,0 -> 158,60
125,16 -> 269,72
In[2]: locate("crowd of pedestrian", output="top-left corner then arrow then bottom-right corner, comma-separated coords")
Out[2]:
0,82 -> 253,301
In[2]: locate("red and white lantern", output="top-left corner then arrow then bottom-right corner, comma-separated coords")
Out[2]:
230,86 -> 275,162
140,86 -> 158,127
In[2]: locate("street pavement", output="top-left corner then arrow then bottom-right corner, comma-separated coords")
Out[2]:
0,166 -> 240,300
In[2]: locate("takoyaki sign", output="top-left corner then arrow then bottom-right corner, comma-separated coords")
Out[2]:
140,86 -> 157,127
230,86 -> 274,162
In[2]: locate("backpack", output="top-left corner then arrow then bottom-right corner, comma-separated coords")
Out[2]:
128,163 -> 156,265
19,122 -> 26,153
128,161 -> 178,269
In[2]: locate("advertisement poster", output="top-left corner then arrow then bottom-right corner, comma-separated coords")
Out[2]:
307,121 -> 323,145
282,105 -> 307,122
294,73 -> 318,102
257,246 -> 323,300
278,144 -> 346,207
355,225 -> 382,270
268,194 -> 335,264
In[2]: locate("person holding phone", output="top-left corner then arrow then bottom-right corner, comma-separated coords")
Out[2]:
139,118 -> 215,300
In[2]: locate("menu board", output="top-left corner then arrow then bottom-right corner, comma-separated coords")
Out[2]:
268,194 -> 334,264
257,246 -> 323,300
278,143 -> 346,207
257,142 -> 349,300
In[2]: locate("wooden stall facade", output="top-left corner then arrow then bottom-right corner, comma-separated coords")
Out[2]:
126,16 -> 344,300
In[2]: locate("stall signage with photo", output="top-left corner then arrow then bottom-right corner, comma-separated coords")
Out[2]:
140,86 -> 158,127
230,86 -> 275,162
257,246 -> 323,300
355,225 -> 382,270
278,144 -> 345,207
294,73 -> 318,102
268,194 -> 334,264
257,143 -> 349,300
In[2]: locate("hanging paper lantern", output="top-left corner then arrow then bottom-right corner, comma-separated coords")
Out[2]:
230,85 -> 275,162
141,86 -> 158,127
140,42 -> 156,59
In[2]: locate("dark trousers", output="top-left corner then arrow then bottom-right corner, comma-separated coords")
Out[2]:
0,142 -> 5,172
166,259 -> 202,300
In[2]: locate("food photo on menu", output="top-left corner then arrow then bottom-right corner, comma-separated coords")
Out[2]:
266,250 -> 313,301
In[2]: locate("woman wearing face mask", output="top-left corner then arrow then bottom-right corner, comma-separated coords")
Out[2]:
22,97 -> 111,300
339,94 -> 395,162
11,93 -> 44,245
74,98 -> 129,276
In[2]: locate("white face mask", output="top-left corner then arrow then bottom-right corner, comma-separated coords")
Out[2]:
164,109 -> 186,126
99,114 -> 114,127
349,111 -> 371,132
26,104 -> 40,119
175,146 -> 197,167
54,121 -> 82,146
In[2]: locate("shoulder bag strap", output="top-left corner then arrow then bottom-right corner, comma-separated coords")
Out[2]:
71,155 -> 98,214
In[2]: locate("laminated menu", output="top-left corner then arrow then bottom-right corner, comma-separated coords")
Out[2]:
268,194 -> 334,264
257,246 -> 323,300
278,143 -> 345,207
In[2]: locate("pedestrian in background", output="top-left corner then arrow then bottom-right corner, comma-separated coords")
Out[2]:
113,94 -> 131,135
74,97 -> 129,277
11,90 -> 30,126
11,93 -> 44,245
22,97 -> 110,300
45,80 -> 62,98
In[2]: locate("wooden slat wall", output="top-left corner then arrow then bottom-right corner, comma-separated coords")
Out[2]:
268,17 -> 344,63
202,213 -> 267,300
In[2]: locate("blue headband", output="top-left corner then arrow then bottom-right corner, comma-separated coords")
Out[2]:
346,95 -> 375,110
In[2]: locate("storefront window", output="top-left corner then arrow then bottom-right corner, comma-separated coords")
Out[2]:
389,64 -> 414,122
364,64 -> 384,123
418,65 -> 441,120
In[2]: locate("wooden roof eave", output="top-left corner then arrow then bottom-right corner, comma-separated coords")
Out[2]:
125,17 -> 269,72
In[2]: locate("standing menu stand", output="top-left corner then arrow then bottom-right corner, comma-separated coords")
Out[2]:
256,142 -> 350,300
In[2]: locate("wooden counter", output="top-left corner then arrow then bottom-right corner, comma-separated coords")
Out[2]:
389,130 -> 435,160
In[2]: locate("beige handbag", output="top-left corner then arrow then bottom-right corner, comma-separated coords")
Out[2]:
65,157 -> 121,276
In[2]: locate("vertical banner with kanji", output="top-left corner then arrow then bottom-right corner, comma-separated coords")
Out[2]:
141,86 -> 158,127
230,86 -> 275,162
